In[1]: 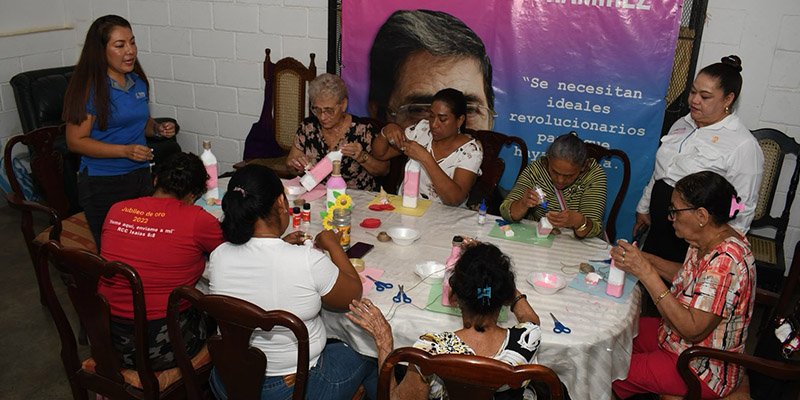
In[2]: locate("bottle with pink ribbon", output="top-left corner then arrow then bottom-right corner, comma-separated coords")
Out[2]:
441,235 -> 464,306
200,140 -> 219,200
402,160 -> 420,208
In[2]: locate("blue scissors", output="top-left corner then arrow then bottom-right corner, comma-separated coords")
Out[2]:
550,313 -> 571,334
393,285 -> 412,303
366,275 -> 393,291
495,218 -> 512,227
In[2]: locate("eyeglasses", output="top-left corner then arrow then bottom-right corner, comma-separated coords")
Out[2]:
388,103 -> 497,126
667,206 -> 699,220
311,106 -> 339,117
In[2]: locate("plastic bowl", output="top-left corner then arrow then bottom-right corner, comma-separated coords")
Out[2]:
527,271 -> 567,295
386,227 -> 421,246
415,261 -> 446,280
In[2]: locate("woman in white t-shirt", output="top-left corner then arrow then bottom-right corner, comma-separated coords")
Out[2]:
373,88 -> 483,207
347,243 -> 542,399
207,164 -> 377,399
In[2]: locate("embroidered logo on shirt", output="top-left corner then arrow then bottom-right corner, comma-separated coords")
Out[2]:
711,135 -> 719,143
135,91 -> 146,99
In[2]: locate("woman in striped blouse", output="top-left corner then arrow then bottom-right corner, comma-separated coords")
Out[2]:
499,133 -> 607,239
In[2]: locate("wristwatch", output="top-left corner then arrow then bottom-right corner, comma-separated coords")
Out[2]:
358,151 -> 369,163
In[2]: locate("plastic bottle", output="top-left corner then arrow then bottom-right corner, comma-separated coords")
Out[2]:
300,150 -> 342,191
606,258 -> 625,297
200,140 -> 219,200
332,208 -> 352,250
326,160 -> 347,206
291,207 -> 301,231
301,203 -> 311,230
534,186 -> 548,210
441,236 -> 464,306
402,160 -> 421,208
477,199 -> 487,225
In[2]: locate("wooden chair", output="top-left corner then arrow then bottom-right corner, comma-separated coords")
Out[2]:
377,347 -> 564,400
37,241 -> 211,400
585,143 -> 631,242
167,286 -> 310,400
467,129 -> 529,214
3,125 -> 96,305
747,128 -> 800,294
238,49 -> 317,178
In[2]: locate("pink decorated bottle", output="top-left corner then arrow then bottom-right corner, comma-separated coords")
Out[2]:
402,160 -> 420,208
326,160 -> 347,205
606,258 -> 625,297
300,150 -> 342,191
200,140 -> 219,200
441,235 -> 464,306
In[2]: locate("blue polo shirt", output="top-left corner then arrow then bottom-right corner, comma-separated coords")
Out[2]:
81,73 -> 150,176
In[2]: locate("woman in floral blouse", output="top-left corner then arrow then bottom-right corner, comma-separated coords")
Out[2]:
286,73 -> 388,190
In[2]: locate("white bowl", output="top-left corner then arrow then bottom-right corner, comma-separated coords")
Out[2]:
527,271 -> 567,295
415,261 -> 446,280
386,227 -> 421,246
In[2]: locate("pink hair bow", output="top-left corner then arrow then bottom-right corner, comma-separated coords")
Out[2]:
729,196 -> 744,218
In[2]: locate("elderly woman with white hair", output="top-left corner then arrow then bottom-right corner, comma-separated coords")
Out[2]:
286,73 -> 389,190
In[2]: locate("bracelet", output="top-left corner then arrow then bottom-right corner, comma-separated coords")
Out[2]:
653,289 -> 671,306
510,293 -> 527,310
576,216 -> 588,232
358,151 -> 369,163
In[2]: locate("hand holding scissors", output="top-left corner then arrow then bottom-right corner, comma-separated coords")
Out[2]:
550,313 -> 571,334
366,275 -> 393,291
393,285 -> 412,303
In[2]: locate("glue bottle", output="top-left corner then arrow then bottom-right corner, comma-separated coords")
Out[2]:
477,199 -> 487,225
534,186 -> 548,210
442,235 -> 464,306
200,140 -> 219,200
606,258 -> 625,298
402,160 -> 421,208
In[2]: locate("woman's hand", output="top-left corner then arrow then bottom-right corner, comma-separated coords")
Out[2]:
610,240 -> 654,280
546,210 -> 581,228
633,212 -> 651,238
282,230 -> 309,245
402,141 -> 431,163
346,299 -> 394,354
156,120 -> 176,138
125,144 -> 154,162
340,142 -> 363,160
520,188 -> 542,209
381,124 -> 406,149
314,229 -> 342,252
287,151 -> 312,174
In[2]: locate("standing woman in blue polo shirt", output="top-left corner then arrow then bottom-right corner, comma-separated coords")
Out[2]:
63,15 -> 175,247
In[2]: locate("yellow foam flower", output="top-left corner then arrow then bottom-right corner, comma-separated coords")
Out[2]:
328,203 -> 348,216
321,214 -> 334,230
334,193 -> 353,209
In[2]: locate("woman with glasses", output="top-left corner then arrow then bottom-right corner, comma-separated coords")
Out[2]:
373,88 -> 484,206
611,171 -> 755,399
499,133 -> 607,239
634,56 -> 763,262
286,73 -> 388,191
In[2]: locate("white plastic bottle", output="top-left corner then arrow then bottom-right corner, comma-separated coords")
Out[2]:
402,160 -> 421,208
200,140 -> 219,200
534,186 -> 548,210
477,199 -> 487,225
606,258 -> 625,297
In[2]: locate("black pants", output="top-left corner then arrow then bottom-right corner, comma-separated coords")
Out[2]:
641,179 -> 689,263
77,167 -> 153,249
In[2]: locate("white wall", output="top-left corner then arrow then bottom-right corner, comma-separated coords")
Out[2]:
699,0 -> 800,270
1,0 -> 798,270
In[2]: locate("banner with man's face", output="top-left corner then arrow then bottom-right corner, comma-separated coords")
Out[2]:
342,0 -> 681,240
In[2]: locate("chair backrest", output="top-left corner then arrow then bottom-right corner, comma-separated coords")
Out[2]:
377,347 -> 564,400
10,66 -> 74,133
751,128 -> 800,237
585,143 -> 631,242
167,286 -> 311,400
757,240 -> 800,324
267,49 -> 317,153
37,240 -> 162,399
467,129 -> 529,213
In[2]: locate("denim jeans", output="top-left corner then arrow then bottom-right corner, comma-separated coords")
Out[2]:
210,341 -> 378,400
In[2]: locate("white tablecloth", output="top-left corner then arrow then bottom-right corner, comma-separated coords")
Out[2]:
206,183 -> 640,400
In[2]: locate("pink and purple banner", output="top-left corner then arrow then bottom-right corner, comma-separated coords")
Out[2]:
342,0 -> 681,239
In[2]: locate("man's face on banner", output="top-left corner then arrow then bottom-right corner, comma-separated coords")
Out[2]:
387,51 -> 493,130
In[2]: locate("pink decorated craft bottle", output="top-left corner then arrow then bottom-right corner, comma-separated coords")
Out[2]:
441,235 -> 464,306
200,141 -> 219,200
606,258 -> 625,297
300,150 -> 342,191
326,160 -> 347,205
402,160 -> 420,208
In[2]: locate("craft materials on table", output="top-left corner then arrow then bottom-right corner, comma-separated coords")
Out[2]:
488,221 -> 555,247
567,261 -> 639,304
359,268 -> 384,295
368,194 -> 432,217
365,274 -> 392,291
283,177 -> 327,202
550,312 -> 571,334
